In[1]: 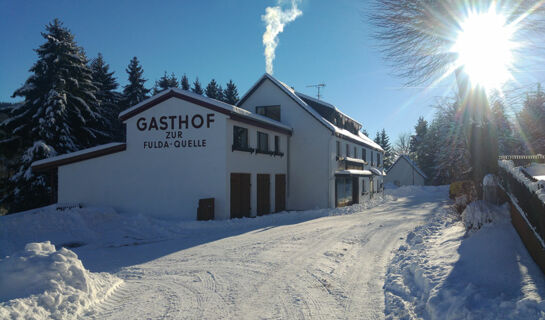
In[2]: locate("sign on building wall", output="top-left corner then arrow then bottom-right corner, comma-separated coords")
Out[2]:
135,113 -> 216,149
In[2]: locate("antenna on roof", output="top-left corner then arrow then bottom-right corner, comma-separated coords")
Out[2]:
306,83 -> 326,100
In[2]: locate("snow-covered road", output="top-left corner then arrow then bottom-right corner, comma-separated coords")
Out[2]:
84,188 -> 448,319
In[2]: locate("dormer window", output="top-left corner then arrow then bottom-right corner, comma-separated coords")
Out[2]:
256,105 -> 280,121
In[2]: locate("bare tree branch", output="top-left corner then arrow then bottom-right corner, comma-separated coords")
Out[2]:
368,0 -> 545,86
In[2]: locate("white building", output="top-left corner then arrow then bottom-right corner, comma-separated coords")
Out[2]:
32,74 -> 385,220
385,155 -> 427,186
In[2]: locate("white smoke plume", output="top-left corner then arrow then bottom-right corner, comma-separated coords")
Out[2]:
262,0 -> 302,75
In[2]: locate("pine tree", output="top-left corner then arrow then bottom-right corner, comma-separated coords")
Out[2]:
90,53 -> 122,140
153,71 -> 178,95
180,74 -> 190,91
411,117 -> 434,180
410,117 -> 429,168
380,129 -> 393,167
122,57 -> 150,109
1,19 -> 107,212
361,128 -> 369,137
205,79 -> 221,100
222,80 -> 239,105
217,85 -> 224,102
374,131 -> 381,145
192,77 -> 204,95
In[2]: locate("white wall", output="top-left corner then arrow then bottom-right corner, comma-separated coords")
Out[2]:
59,97 -> 228,220
385,157 -> 425,186
238,79 -> 332,210
225,119 -> 288,217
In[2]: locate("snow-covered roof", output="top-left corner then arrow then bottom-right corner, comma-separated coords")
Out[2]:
238,73 -> 383,152
342,156 -> 367,164
295,92 -> 362,127
335,169 -> 373,176
119,88 -> 292,134
31,142 -> 126,171
370,168 -> 387,176
388,155 -> 427,179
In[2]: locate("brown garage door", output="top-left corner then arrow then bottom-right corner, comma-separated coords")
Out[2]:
231,173 -> 251,219
275,174 -> 286,212
257,174 -> 270,216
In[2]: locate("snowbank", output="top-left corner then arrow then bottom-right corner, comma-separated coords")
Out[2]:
0,241 -> 121,319
0,206 -> 178,258
384,202 -> 545,319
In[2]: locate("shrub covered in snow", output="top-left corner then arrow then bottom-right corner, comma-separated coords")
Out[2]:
448,180 -> 477,213
0,241 -> 121,320
461,201 -> 510,232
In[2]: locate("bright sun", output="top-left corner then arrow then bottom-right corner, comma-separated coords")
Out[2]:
453,8 -> 517,90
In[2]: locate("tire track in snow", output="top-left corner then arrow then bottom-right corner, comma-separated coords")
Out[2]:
87,190 -> 448,319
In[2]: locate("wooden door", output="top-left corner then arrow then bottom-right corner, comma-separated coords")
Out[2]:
352,177 -> 359,205
231,173 -> 251,218
275,174 -> 286,212
257,174 -> 270,216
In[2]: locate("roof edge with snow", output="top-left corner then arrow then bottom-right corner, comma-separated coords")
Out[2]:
32,142 -> 126,172
387,155 -> 427,179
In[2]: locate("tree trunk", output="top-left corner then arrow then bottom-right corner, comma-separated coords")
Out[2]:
455,68 -> 498,198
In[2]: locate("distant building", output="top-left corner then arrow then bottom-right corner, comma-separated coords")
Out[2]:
32,74 -> 385,220
385,155 -> 427,186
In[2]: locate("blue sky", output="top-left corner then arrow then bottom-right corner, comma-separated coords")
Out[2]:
1,0 -> 462,140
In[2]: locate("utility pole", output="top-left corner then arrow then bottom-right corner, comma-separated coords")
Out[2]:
306,83 -> 326,100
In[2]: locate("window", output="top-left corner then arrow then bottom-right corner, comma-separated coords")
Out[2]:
257,132 -> 269,152
256,105 -> 280,121
336,141 -> 341,157
274,136 -> 280,153
346,144 -> 350,157
371,151 -> 374,166
377,153 -> 381,167
354,147 -> 357,158
362,148 -> 366,162
233,126 -> 248,149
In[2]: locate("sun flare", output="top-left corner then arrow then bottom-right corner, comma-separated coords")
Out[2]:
453,8 -> 518,90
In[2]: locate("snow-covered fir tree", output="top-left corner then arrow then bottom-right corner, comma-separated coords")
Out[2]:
180,74 -> 190,91
410,117 -> 432,173
192,77 -> 204,95
205,79 -> 222,100
1,19 -> 107,212
490,99 -> 517,155
380,129 -> 393,168
153,72 -> 178,95
122,57 -> 150,109
90,53 -> 123,140
222,80 -> 239,105
430,99 -> 471,185
518,84 -> 545,154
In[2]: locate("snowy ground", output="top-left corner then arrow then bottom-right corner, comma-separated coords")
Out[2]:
1,186 -> 544,319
